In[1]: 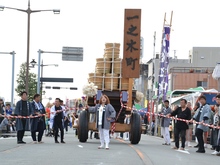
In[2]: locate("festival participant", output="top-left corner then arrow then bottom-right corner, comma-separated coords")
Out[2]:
210,104 -> 219,153
5,103 -> 13,116
60,100 -> 69,133
123,114 -> 130,141
50,98 -> 65,143
14,91 -> 33,144
193,102 -> 200,148
185,101 -> 193,147
193,95 -> 211,153
45,102 -> 52,135
87,95 -> 116,150
160,100 -> 171,145
77,104 -> 83,116
211,94 -> 220,155
167,99 -> 191,150
30,94 -> 46,144
0,99 -> 5,123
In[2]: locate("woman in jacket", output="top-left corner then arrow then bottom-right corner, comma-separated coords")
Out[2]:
88,95 -> 116,149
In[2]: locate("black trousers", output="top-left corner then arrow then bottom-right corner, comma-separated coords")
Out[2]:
174,127 -> 186,148
64,120 -> 69,132
54,121 -> 64,142
31,121 -> 44,142
17,119 -> 26,142
195,128 -> 205,151
216,146 -> 220,152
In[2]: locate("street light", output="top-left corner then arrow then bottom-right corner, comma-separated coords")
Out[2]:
30,59 -> 58,98
30,59 -> 37,68
0,6 -> 5,11
0,51 -> 15,108
0,0 -> 60,94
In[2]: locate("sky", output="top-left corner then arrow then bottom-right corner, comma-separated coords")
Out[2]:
1,0 -> 220,104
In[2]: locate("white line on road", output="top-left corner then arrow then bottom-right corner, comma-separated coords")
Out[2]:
176,150 -> 190,154
78,145 -> 83,148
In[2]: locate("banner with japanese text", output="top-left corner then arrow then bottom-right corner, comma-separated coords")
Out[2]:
158,26 -> 170,101
122,9 -> 141,78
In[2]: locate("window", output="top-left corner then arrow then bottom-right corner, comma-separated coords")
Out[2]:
197,81 -> 207,88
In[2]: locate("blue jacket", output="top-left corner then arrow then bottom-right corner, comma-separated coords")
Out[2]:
30,101 -> 46,132
193,104 -> 211,132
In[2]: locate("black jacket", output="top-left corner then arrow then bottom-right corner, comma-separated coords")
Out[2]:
171,107 -> 191,130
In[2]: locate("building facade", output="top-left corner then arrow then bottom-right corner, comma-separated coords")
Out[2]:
169,67 -> 217,90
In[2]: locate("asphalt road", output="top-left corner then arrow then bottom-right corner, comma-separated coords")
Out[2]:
0,130 -> 219,165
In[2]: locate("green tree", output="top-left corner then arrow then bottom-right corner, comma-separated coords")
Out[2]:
15,62 -> 37,101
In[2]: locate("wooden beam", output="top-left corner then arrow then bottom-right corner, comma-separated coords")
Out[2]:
127,78 -> 133,110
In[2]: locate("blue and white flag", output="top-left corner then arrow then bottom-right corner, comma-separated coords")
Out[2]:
158,25 -> 170,101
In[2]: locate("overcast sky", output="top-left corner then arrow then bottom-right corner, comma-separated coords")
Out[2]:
1,0 -> 220,104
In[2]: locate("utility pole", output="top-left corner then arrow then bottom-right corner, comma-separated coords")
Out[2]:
149,31 -> 156,131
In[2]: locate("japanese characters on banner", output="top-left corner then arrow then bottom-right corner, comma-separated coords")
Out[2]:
158,26 -> 170,101
122,9 -> 141,78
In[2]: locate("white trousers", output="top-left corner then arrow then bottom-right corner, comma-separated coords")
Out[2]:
123,132 -> 129,140
161,127 -> 171,144
98,126 -> 110,148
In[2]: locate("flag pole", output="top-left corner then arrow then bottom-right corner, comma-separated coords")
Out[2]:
169,11 -> 173,33
154,12 -> 167,137
149,31 -> 156,132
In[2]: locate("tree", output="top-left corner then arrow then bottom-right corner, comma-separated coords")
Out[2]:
15,62 -> 37,101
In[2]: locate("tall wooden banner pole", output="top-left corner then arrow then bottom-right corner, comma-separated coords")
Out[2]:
122,9 -> 141,110
128,79 -> 133,109
170,11 -> 173,30
154,12 -> 167,136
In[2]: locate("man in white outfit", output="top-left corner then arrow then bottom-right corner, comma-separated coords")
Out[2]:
161,100 -> 171,145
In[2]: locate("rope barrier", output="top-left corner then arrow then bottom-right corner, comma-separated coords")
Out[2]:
111,92 -> 123,134
121,104 -> 220,130
2,101 -> 220,130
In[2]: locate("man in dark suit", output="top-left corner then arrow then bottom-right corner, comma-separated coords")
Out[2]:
14,91 -> 33,144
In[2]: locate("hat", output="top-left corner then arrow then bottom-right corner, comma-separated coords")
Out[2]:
79,104 -> 83,108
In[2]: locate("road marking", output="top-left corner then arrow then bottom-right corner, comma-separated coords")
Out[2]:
129,144 -> 146,160
176,150 -> 190,154
78,145 -> 83,148
117,139 -> 153,165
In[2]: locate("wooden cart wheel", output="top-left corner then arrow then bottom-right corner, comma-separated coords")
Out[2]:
130,112 -> 142,144
78,110 -> 88,142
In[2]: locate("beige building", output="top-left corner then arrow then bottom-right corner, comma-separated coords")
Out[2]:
169,67 -> 217,90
